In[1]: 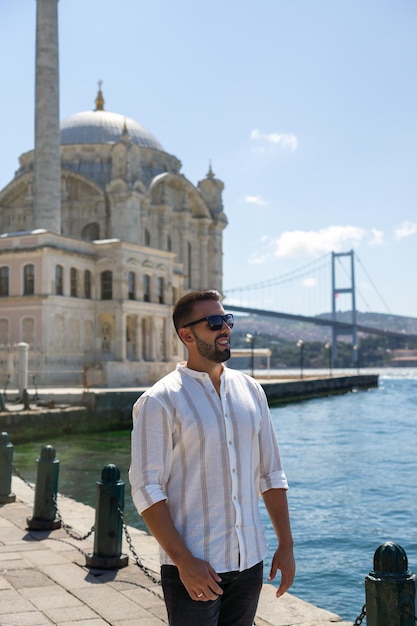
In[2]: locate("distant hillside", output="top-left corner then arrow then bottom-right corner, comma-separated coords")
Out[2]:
233,310 -> 417,343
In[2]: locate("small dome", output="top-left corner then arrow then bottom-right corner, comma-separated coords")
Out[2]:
60,109 -> 163,151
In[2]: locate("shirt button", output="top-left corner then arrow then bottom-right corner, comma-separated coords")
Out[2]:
228,441 -> 232,445
232,468 -> 236,473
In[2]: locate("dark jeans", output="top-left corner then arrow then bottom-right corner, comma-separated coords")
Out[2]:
161,561 -> 263,626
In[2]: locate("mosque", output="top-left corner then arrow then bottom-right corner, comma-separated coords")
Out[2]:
0,0 -> 227,388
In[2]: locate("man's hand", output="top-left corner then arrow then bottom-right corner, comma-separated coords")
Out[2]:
178,555 -> 223,602
268,543 -> 296,598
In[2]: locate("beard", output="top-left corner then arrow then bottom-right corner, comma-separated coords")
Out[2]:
192,331 -> 231,363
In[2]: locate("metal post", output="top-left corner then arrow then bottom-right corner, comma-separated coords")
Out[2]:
365,542 -> 416,625
86,464 -> 128,569
27,445 -> 60,530
0,432 -> 16,503
325,342 -> 332,377
297,340 -> 304,379
17,342 -> 29,401
246,333 -> 255,377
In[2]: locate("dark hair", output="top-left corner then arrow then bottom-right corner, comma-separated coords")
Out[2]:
172,290 -> 222,333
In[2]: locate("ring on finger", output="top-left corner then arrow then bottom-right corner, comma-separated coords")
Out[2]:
197,592 -> 204,598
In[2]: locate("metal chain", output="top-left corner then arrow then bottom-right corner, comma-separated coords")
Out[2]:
9,458 -> 35,490
53,494 -> 95,541
115,500 -> 161,585
353,603 -> 366,625
5,456 -> 95,542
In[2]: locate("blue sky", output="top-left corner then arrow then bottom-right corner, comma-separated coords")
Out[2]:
1,0 -> 416,318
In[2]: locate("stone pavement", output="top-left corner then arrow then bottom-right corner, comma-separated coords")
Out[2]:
0,477 -> 352,626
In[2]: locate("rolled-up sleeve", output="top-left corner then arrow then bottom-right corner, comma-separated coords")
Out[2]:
129,394 -> 172,515
256,384 -> 289,493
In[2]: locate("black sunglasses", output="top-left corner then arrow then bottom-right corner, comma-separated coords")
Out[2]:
183,313 -> 234,331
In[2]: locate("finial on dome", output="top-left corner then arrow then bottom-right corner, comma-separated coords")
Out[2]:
95,80 -> 105,111
120,118 -> 132,142
207,160 -> 215,179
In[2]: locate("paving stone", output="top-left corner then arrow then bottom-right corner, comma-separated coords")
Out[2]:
73,586 -> 152,622
20,586 -> 85,610
0,611 -> 53,625
0,589 -> 37,615
2,570 -> 55,590
42,605 -> 101,623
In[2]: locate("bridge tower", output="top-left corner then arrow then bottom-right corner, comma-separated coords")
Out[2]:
331,250 -> 358,368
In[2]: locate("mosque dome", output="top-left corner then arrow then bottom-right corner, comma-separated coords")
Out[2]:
60,86 -> 163,151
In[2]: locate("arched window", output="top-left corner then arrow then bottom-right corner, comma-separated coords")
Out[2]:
144,229 -> 151,246
55,265 -> 64,295
143,274 -> 151,302
167,235 -> 172,252
22,317 -> 35,344
0,318 -> 9,345
128,271 -> 136,300
157,277 -> 164,304
101,270 -> 113,300
81,222 -> 100,241
0,267 -> 9,297
172,286 -> 178,306
70,268 -> 78,297
84,270 -> 92,298
23,264 -> 35,295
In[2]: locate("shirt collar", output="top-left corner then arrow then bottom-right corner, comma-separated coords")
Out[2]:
176,361 -> 226,380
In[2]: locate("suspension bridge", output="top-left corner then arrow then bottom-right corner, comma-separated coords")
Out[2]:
223,250 -> 416,365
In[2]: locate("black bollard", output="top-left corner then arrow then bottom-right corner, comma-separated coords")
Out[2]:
22,389 -> 30,410
0,432 -> 16,503
365,542 -> 416,625
86,464 -> 128,569
0,393 -> 6,412
27,445 -> 61,530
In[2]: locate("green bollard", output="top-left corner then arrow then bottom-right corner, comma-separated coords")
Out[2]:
86,464 -> 128,569
0,432 -> 16,503
27,445 -> 61,530
365,542 -> 416,625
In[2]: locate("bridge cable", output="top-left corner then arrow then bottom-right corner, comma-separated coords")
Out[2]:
354,252 -> 392,314
224,252 -> 330,294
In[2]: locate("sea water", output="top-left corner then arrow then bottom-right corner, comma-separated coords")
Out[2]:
265,369 -> 417,621
13,369 -> 417,622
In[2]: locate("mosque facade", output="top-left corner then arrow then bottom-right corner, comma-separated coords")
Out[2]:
0,0 -> 227,388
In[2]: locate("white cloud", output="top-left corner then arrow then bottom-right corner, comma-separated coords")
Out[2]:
274,226 -> 367,258
248,235 -> 274,265
369,228 -> 384,246
244,195 -> 267,206
301,277 -> 317,288
250,128 -> 298,151
394,221 -> 417,240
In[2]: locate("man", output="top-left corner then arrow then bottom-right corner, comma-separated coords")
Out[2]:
129,290 -> 295,626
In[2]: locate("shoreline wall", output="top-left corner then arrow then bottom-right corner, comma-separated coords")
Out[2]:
0,374 -> 378,444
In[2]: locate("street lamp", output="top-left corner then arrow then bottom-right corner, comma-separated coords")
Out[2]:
353,344 -> 360,375
246,333 -> 255,377
324,342 -> 332,377
296,339 -> 304,379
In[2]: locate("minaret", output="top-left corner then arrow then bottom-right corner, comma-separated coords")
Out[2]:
33,0 -> 61,234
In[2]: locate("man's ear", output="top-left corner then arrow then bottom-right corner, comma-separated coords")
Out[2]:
178,327 -> 194,345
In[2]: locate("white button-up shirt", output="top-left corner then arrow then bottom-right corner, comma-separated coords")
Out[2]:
129,362 -> 288,573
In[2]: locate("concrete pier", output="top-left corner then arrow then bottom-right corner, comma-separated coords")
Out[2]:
0,476 -> 352,625
0,374 -> 378,443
